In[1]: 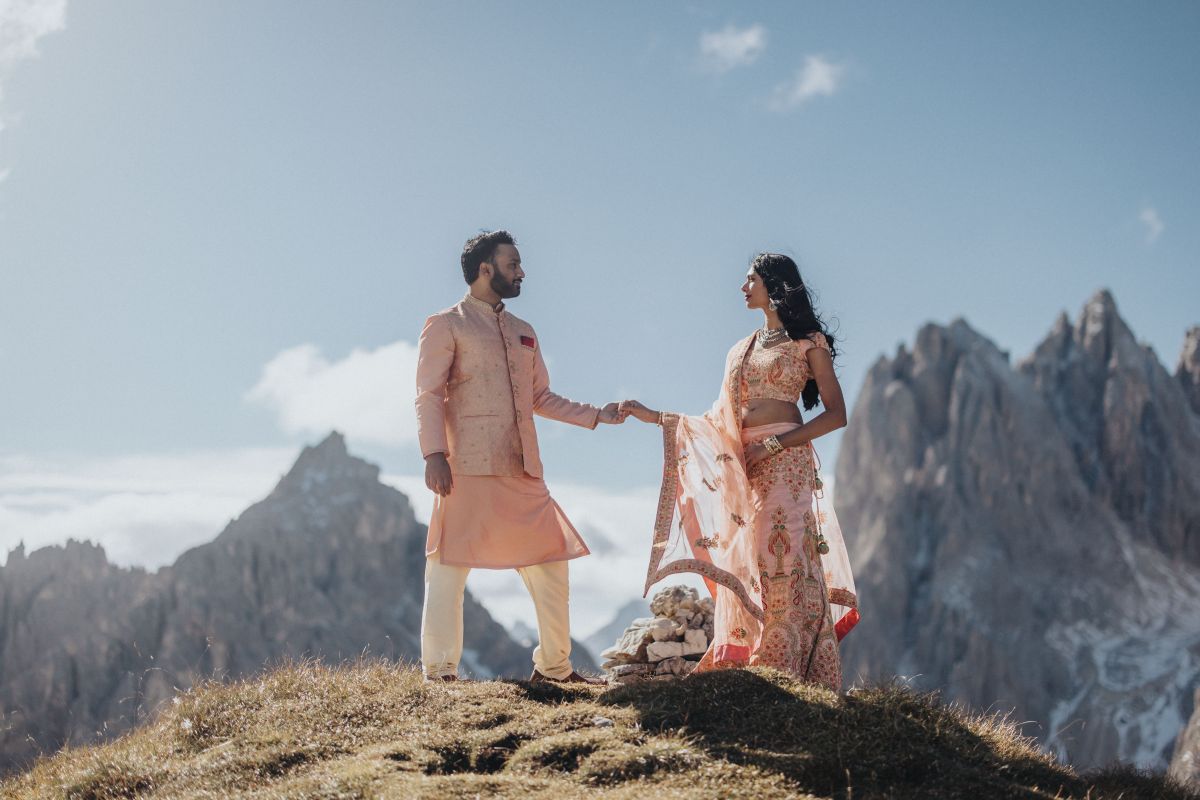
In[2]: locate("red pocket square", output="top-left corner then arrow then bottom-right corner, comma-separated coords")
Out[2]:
520,335 -> 536,349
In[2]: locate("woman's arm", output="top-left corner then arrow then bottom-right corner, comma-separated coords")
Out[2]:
745,347 -> 847,468
777,347 -> 847,448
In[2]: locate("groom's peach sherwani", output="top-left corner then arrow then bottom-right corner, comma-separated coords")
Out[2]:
415,292 -> 598,567
414,291 -> 598,679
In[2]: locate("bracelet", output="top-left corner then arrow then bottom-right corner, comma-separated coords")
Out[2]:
657,411 -> 665,426
763,435 -> 785,455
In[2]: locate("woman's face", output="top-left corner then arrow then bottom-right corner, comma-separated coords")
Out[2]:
741,268 -> 770,310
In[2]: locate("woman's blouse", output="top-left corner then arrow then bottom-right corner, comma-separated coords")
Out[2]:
740,331 -> 831,404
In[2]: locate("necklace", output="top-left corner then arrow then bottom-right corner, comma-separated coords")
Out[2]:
757,326 -> 789,348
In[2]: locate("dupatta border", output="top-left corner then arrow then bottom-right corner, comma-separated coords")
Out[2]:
642,411 -> 766,623
643,333 -> 768,624
828,587 -> 858,609
643,410 -> 682,589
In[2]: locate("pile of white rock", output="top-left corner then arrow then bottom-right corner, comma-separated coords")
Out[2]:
599,585 -> 714,684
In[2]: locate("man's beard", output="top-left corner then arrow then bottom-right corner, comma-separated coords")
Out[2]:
491,272 -> 521,299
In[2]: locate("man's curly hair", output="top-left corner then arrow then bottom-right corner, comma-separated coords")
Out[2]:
461,230 -> 516,284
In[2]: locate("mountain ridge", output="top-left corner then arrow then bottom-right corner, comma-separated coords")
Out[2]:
0,432 -> 592,776
836,288 -> 1200,771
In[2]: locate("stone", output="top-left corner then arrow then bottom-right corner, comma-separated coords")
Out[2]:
601,623 -> 654,662
584,599 -> 652,660
647,618 -> 677,642
649,585 -> 699,619
645,641 -> 685,662
653,656 -> 696,677
682,628 -> 708,656
609,662 -> 654,677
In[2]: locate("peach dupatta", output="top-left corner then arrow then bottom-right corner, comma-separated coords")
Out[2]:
643,334 -> 859,663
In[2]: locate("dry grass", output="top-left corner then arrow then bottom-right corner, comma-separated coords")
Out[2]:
2,657 -> 1194,799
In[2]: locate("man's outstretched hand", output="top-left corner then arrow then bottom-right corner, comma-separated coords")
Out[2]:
597,402 -> 628,425
618,399 -> 660,424
425,452 -> 453,496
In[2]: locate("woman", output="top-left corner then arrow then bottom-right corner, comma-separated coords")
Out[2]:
620,253 -> 859,691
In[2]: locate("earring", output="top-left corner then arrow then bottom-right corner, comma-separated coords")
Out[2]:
768,299 -> 778,311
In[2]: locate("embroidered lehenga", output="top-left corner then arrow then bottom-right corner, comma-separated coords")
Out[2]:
644,331 -> 859,691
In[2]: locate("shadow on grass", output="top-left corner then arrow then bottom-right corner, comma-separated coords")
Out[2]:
499,678 -> 594,706
593,668 -> 1192,800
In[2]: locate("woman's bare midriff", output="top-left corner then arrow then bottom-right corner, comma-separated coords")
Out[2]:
740,398 -> 802,429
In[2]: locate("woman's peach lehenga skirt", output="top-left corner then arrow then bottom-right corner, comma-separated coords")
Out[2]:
694,422 -> 842,691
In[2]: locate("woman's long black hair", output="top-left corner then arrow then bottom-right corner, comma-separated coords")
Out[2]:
752,252 -> 837,411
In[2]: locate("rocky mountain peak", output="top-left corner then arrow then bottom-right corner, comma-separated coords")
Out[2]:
1019,289 -> 1200,565
272,430 -> 381,497
904,318 -> 1010,374
1177,325 -> 1200,415
1075,288 -> 1143,368
0,435 -> 548,776
2,538 -> 114,579
3,541 -> 25,564
1023,289 -> 1141,379
838,289 -> 1200,771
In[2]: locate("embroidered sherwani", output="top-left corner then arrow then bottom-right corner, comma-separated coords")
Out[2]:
414,291 -> 600,678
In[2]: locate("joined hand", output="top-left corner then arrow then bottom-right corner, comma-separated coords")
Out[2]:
618,399 -> 661,424
597,402 -> 628,425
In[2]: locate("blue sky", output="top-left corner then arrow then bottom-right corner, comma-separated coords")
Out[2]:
1,1 -> 1197,632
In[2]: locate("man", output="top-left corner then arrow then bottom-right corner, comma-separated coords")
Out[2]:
415,230 -> 623,683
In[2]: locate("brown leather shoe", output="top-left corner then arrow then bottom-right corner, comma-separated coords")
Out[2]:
424,673 -> 459,682
529,668 -> 606,686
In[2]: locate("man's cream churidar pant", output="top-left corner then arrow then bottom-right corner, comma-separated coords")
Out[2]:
420,552 -> 573,679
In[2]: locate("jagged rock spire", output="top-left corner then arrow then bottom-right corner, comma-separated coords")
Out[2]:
1178,326 -> 1200,415
1019,289 -> 1200,566
837,288 -> 1200,772
272,430 -> 381,495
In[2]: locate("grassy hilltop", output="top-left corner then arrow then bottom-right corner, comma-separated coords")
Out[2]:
3,659 -> 1194,800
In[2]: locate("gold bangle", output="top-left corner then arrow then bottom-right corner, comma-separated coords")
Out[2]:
763,435 -> 785,455
657,411 -> 664,426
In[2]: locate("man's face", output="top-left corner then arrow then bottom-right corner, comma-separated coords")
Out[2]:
487,244 -> 525,299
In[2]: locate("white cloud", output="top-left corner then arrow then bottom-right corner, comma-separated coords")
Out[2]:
699,23 -> 767,73
1139,205 -> 1164,244
768,54 -> 845,111
0,0 -> 65,64
0,0 -> 67,176
245,340 -> 420,448
0,445 -> 675,653
0,447 -> 296,569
